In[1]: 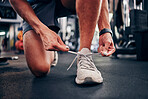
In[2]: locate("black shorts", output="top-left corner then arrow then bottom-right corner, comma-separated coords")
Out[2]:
22,0 -> 76,34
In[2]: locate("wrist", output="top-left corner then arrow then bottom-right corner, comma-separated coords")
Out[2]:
32,22 -> 46,35
99,28 -> 113,37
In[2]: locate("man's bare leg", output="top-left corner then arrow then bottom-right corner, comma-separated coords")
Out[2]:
76,0 -> 102,50
61,0 -> 102,50
61,0 -> 103,84
23,30 -> 54,77
10,0 -> 68,77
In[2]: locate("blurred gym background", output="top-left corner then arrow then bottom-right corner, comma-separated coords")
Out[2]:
0,0 -> 148,62
1,0 -> 148,99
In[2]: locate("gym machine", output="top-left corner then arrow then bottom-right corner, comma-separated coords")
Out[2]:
59,15 -> 79,51
0,55 -> 18,65
0,0 -> 19,65
112,0 -> 148,61
112,0 -> 136,58
131,0 -> 148,61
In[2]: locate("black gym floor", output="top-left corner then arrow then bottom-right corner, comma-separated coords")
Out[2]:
0,52 -> 148,99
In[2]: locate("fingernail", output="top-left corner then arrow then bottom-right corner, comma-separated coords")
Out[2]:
66,46 -> 69,49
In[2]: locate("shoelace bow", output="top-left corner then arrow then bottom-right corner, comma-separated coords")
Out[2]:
67,51 -> 98,71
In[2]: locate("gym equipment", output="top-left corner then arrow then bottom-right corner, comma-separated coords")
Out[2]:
0,42 -> 18,65
112,0 -> 136,58
15,40 -> 24,51
0,56 -> 18,65
59,15 -> 79,51
130,0 -> 148,61
132,0 -> 143,5
15,27 -> 24,54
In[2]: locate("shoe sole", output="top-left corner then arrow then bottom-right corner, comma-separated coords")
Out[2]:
75,77 -> 103,84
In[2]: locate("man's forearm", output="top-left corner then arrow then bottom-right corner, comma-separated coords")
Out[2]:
98,0 -> 111,31
9,0 -> 44,34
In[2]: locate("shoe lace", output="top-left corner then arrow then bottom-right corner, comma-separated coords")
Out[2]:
67,51 -> 96,71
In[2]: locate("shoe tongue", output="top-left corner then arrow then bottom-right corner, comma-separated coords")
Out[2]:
79,48 -> 92,55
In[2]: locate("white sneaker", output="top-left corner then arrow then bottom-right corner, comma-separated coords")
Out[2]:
75,48 -> 103,84
51,51 -> 58,67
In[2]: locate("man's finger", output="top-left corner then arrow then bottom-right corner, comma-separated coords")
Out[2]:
57,36 -> 69,51
53,43 -> 69,52
57,36 -> 65,45
105,41 -> 111,50
106,47 -> 116,56
100,46 -> 108,56
45,46 -> 60,51
98,45 -> 108,56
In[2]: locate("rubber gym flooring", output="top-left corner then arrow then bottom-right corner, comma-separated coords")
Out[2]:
0,52 -> 148,99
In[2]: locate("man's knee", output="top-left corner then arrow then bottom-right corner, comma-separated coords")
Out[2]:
29,63 -> 50,77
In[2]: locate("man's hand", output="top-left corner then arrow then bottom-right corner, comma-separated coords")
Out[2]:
38,25 -> 69,51
9,0 -> 68,52
98,33 -> 115,56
